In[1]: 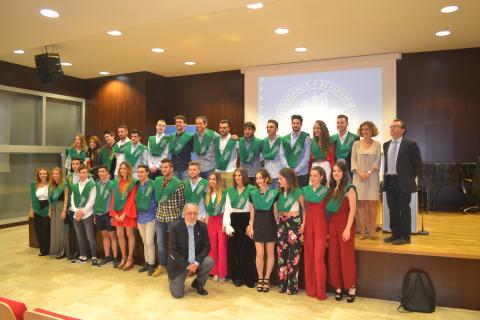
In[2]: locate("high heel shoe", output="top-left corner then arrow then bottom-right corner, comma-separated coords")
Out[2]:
122,258 -> 134,271
346,287 -> 356,303
117,258 -> 127,270
262,279 -> 270,293
335,289 -> 343,301
257,278 -> 264,292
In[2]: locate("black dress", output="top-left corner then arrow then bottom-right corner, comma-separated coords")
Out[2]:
251,193 -> 278,243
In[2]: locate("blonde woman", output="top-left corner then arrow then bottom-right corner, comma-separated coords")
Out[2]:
48,167 -> 69,259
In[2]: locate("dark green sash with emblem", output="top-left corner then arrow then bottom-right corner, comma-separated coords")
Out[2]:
154,176 -> 182,204
112,140 -> 132,155
302,185 -> 328,203
101,145 -> 114,171
227,184 -> 254,209
214,137 -> 237,171
136,180 -> 155,212
331,132 -> 358,159
94,180 -> 114,214
250,188 -> 278,211
113,178 -> 137,211
48,183 -> 65,204
262,137 -> 282,160
72,180 -> 95,208
326,183 -> 356,218
282,132 -> 308,168
124,143 -> 147,166
239,137 -> 262,164
67,147 -> 86,163
169,132 -> 193,156
183,178 -> 207,205
193,129 -> 216,156
148,135 -> 169,157
277,188 -> 303,212
205,190 -> 226,216
311,139 -> 328,160
31,182 -> 49,217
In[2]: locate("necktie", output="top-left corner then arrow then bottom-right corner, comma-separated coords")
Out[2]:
388,140 -> 398,174
187,225 -> 195,264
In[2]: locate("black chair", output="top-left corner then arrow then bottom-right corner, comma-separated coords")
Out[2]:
462,156 -> 480,214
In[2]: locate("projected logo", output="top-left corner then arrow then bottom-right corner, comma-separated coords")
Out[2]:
272,79 -> 358,134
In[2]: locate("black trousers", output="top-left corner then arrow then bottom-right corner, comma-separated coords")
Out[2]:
33,213 -> 51,255
384,175 -> 412,240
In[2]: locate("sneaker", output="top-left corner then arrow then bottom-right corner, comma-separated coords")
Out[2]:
152,265 -> 165,277
148,264 -> 155,276
71,257 -> 87,264
112,257 -> 120,268
92,258 -> 100,267
100,256 -> 113,266
138,263 -> 149,273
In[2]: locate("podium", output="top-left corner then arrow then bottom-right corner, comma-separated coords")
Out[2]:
382,192 -> 418,233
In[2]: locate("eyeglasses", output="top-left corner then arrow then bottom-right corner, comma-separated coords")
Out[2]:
389,125 -> 402,129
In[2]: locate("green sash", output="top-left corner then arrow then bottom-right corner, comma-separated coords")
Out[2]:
282,132 -> 308,168
193,129 -> 216,156
169,132 -> 193,156
72,180 -> 95,208
136,180 -> 155,212
238,137 -> 262,164
214,137 -> 237,171
205,190 -> 226,216
148,135 -> 169,157
263,137 -> 282,160
250,188 -> 278,211
277,188 -> 303,212
331,132 -> 358,159
112,140 -> 132,155
302,185 -> 328,203
154,176 -> 182,204
183,178 -> 207,205
31,182 -> 49,217
67,147 -> 86,163
101,145 -> 114,171
48,183 -> 65,204
311,140 -> 327,160
94,180 -> 114,214
227,185 -> 254,209
326,183 -> 356,217
113,178 -> 137,211
124,143 -> 147,166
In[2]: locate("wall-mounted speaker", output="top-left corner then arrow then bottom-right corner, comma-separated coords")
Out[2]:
35,53 -> 64,84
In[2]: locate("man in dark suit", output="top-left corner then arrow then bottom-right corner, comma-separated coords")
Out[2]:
383,119 -> 422,245
167,203 -> 214,298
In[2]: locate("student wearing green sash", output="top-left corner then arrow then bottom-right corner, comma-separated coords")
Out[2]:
124,129 -> 148,179
70,165 -> 98,265
65,133 -> 87,172
184,161 -> 207,221
282,114 -> 311,187
194,116 -> 221,179
223,167 -> 256,288
86,135 -> 102,180
204,172 -> 227,283
136,165 -> 158,276
94,165 -> 119,267
239,122 -> 263,185
263,119 -> 288,189
113,124 -> 132,177
277,167 -> 306,295
101,129 -> 117,179
214,119 -> 239,189
48,167 -> 69,259
29,167 -> 51,256
66,158 -> 81,260
147,119 -> 169,180
170,115 -> 194,180
248,169 -> 279,293
330,114 -> 359,174
110,161 -> 138,271
302,166 -> 329,300
326,161 -> 357,303
311,120 -> 335,184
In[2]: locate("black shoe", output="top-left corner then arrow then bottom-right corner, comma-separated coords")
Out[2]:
392,238 -> 411,245
100,256 -> 113,266
191,278 -> 199,289
383,235 -> 398,243
148,264 -> 155,276
346,287 -> 356,303
233,280 -> 244,287
335,289 -> 343,301
92,258 -> 100,267
246,282 -> 255,288
257,279 -> 264,292
195,282 -> 208,296
56,253 -> 66,260
138,263 -> 149,273
38,252 -> 47,256
71,257 -> 87,264
262,279 -> 270,293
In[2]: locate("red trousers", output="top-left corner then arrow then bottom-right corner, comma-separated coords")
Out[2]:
304,201 -> 328,300
328,198 -> 356,289
208,214 -> 228,278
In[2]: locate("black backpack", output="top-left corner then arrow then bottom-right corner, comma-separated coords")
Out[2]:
398,270 -> 436,313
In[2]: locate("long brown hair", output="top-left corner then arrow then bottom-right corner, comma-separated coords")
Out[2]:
278,167 -> 298,194
49,167 -> 64,191
35,167 -> 50,187
71,133 -> 87,150
310,166 -> 327,186
205,172 -> 224,206
118,161 -> 134,194
327,161 -> 350,201
313,120 -> 332,155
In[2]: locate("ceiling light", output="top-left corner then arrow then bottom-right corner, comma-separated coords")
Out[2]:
151,48 -> 165,53
40,9 -> 59,18
246,3 -> 264,9
13,49 -> 24,54
435,30 -> 451,37
274,27 -> 289,35
99,71 -> 110,75
185,61 -> 196,66
441,5 -> 458,13
294,47 -> 307,52
107,30 -> 122,36
61,62 -> 72,66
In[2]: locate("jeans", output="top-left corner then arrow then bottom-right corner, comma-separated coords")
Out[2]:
155,219 -> 179,266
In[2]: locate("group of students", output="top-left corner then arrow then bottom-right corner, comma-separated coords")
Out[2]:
29,113 -> 384,302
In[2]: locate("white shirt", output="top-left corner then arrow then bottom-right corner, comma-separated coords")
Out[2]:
36,185 -> 49,201
222,191 -> 251,229
387,136 -> 403,175
282,191 -> 299,212
114,137 -> 131,176
215,134 -> 238,173
70,179 -> 96,219
264,135 -> 289,179
148,133 -> 169,169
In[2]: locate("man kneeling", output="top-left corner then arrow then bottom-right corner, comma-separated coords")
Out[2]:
167,203 -> 214,298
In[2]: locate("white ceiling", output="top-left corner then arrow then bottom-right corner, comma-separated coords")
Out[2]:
1,0 -> 479,78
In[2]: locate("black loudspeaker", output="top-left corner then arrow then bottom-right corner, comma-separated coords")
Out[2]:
35,53 -> 64,84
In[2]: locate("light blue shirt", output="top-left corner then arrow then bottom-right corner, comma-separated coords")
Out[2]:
240,136 -> 263,178
264,135 -> 289,179
290,131 -> 311,176
195,130 -> 220,173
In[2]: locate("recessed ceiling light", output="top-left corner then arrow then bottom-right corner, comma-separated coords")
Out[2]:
246,2 -> 264,9
185,61 -> 196,66
61,62 -> 72,66
152,48 -> 165,53
436,30 -> 451,37
294,47 -> 307,52
107,30 -> 122,36
441,5 -> 459,13
274,27 -> 289,35
13,49 -> 24,54
99,71 -> 110,75
40,9 -> 59,18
